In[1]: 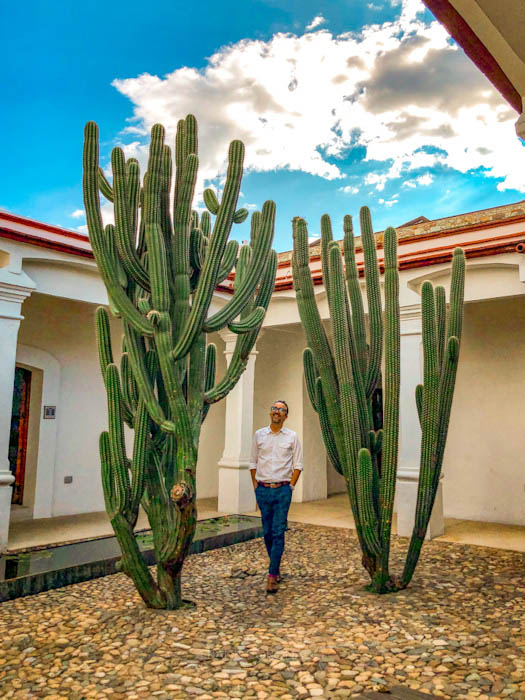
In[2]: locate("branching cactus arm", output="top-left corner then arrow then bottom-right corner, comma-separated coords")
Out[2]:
204,201 -> 275,332
205,249 -> 277,405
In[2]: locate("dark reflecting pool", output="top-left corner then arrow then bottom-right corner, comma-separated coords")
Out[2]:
0,515 -> 262,601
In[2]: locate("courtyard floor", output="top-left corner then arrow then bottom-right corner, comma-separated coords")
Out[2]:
1,523 -> 524,700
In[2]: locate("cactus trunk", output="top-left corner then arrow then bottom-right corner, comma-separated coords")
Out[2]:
84,116 -> 276,609
292,208 -> 465,593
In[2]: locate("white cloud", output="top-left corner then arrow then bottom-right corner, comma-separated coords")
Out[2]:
306,15 -> 326,31
402,172 -> 434,188
339,185 -> 360,194
71,209 -> 84,219
416,173 -> 433,186
379,196 -> 399,207
77,201 -> 113,233
100,201 -> 115,228
110,0 -> 525,200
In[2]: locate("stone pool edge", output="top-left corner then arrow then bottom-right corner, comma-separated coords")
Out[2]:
0,519 -> 263,603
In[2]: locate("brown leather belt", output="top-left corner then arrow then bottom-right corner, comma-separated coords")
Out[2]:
258,481 -> 290,488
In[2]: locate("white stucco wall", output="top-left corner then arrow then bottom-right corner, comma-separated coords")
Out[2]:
254,327 -> 304,436
443,295 -> 525,526
17,293 -> 109,516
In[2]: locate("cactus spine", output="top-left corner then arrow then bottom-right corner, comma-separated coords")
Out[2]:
84,116 -> 276,609
292,208 -> 465,592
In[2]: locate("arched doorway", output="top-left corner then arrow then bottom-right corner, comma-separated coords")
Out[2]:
8,367 -> 32,505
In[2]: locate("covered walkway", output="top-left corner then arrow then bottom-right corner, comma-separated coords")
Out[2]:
7,493 -> 525,553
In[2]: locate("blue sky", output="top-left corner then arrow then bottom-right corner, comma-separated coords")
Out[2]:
2,0 -> 524,252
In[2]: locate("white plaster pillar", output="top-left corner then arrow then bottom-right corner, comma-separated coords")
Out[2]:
294,379 -> 327,503
217,330 -> 261,514
0,269 -> 35,550
396,305 -> 444,539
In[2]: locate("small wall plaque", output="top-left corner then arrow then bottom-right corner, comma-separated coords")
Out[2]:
43,406 -> 56,419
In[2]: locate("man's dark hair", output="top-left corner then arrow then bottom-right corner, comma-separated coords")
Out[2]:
274,399 -> 289,414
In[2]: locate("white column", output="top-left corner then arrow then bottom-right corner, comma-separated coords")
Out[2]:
295,379 -> 327,503
396,305 -> 444,539
0,270 -> 35,550
217,330 -> 260,514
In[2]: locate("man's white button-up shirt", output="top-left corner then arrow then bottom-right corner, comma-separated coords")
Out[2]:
250,426 -> 303,483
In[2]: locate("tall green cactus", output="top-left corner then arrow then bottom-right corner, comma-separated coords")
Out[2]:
292,207 -> 465,593
83,116 -> 276,609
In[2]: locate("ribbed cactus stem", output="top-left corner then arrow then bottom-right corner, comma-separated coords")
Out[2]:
303,348 -> 319,412
417,281 -> 440,531
315,377 -> 343,475
320,214 -> 333,301
172,123 -> 198,340
98,168 -> 114,201
95,306 -> 114,379
326,242 -> 361,467
435,285 -> 446,368
356,449 -> 382,557
375,226 -> 399,584
343,215 -> 367,377
359,207 -> 383,398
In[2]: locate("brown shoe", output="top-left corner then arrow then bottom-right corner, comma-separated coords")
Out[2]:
266,576 -> 279,594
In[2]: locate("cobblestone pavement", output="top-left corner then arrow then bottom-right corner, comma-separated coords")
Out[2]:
0,523 -> 524,699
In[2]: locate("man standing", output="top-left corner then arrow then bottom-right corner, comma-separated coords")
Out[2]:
250,400 -> 303,594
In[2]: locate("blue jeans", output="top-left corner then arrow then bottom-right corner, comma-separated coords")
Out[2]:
255,484 -> 292,576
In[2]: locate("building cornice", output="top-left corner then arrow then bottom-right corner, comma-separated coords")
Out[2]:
273,202 -> 525,291
0,227 -> 94,260
0,211 -> 90,241
2,203 -> 525,296
422,0 -> 522,113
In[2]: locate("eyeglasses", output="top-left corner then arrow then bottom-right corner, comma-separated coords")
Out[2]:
270,406 -> 287,413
